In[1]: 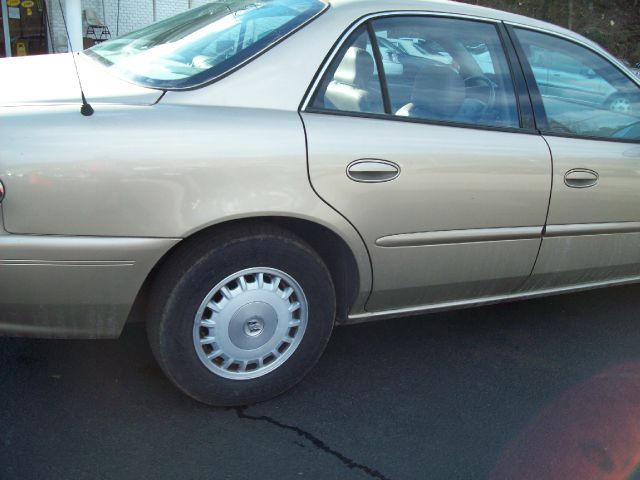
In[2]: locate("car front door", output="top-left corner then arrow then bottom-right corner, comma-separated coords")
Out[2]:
511,27 -> 640,291
301,15 -> 552,314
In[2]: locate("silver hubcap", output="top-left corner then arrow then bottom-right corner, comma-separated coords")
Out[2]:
193,267 -> 308,380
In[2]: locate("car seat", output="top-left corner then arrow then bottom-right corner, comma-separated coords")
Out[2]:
324,47 -> 381,113
397,64 -> 485,123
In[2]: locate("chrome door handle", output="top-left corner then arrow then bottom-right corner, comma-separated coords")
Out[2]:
564,169 -> 599,188
346,159 -> 400,183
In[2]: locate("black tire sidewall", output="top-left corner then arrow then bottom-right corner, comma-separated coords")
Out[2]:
150,234 -> 335,406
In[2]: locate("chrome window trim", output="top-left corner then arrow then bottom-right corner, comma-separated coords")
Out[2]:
300,10 -> 503,112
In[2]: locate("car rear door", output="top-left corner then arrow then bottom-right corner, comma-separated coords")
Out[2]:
301,15 -> 552,314
509,27 -> 640,291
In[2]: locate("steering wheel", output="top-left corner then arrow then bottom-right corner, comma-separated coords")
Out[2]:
463,75 -> 496,113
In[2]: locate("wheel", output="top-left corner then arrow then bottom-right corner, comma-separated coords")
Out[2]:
608,95 -> 632,113
147,223 -> 336,406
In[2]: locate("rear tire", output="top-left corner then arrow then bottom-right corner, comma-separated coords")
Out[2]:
147,223 -> 336,406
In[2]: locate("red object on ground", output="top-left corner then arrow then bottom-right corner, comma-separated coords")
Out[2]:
491,362 -> 640,480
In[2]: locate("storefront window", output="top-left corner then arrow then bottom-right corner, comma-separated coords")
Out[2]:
0,0 -> 50,58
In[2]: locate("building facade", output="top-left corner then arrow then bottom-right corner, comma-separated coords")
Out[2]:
1,0 -> 207,58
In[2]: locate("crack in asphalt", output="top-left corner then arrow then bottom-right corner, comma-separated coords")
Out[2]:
232,406 -> 391,480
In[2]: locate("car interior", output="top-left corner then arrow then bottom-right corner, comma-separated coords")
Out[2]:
323,46 -> 384,114
314,19 -> 520,129
395,63 -> 486,123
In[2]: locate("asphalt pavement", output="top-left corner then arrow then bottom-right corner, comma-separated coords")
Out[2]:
2,284 -> 640,480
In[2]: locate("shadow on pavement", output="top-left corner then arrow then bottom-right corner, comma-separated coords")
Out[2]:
1,284 -> 640,479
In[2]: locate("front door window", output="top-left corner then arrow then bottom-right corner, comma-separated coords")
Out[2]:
515,28 -> 640,142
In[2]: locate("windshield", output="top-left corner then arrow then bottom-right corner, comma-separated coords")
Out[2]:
85,0 -> 326,89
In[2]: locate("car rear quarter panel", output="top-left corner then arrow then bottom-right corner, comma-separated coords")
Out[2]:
0,103 -> 372,335
0,105 -> 353,239
0,228 -> 178,338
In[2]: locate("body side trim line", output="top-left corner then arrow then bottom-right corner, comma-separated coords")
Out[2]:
0,260 -> 135,267
347,274 -> 640,323
545,222 -> 640,237
376,226 -> 542,247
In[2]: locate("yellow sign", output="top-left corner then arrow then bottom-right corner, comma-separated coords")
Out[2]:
7,0 -> 20,6
15,41 -> 28,57
21,0 -> 34,15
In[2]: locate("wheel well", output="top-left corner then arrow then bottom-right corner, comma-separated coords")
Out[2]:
127,217 -> 361,325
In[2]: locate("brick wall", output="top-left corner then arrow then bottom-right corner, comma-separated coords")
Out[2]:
154,0 -> 189,24
45,0 -> 207,52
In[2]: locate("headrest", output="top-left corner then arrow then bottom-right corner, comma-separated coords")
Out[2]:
411,64 -> 465,119
333,47 -> 375,88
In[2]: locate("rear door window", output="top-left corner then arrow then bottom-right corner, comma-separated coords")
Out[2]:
311,26 -> 385,114
312,16 -> 520,130
371,16 -> 518,128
